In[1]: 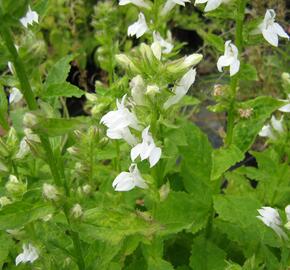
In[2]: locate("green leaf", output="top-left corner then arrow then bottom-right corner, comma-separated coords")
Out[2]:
0,201 -> 53,230
179,121 -> 213,190
147,257 -> 174,270
203,33 -> 224,52
0,85 -> 9,130
42,82 -> 84,98
33,117 -> 88,137
154,191 -> 210,235
211,145 -> 244,180
239,63 -> 258,81
44,55 -> 73,87
0,232 -> 13,268
190,235 -> 227,270
73,207 -> 160,244
232,96 -> 284,152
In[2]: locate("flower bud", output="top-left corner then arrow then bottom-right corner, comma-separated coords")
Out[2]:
71,203 -> 83,219
7,127 -> 18,149
42,183 -> 58,201
151,42 -> 162,60
85,93 -> 98,102
213,84 -> 224,97
281,72 -> 290,85
167,54 -> 203,73
285,221 -> 290,230
82,184 -> 92,195
146,84 -> 160,96
238,108 -> 253,119
139,43 -> 154,63
115,54 -> 139,73
130,75 -> 146,105
5,175 -> 27,198
159,182 -> 170,201
0,196 -> 12,207
23,112 -> 38,128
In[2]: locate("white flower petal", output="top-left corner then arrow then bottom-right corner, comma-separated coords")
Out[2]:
273,23 -> 289,39
229,59 -> 240,76
128,13 -> 148,38
131,143 -> 143,161
278,103 -> 290,113
204,0 -> 222,12
262,27 -> 279,47
149,147 -> 162,167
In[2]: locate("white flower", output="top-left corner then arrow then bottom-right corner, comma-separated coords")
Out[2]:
153,31 -> 174,54
161,0 -> 190,15
130,75 -> 146,105
112,164 -> 148,191
71,204 -> 83,219
279,94 -> 290,113
100,95 -> 140,145
42,183 -> 58,201
128,12 -> 148,38
8,61 -> 14,74
16,129 -> 40,159
131,126 -> 162,167
119,0 -> 151,9
258,9 -> 289,47
9,87 -> 23,104
164,68 -> 196,109
195,0 -> 228,12
270,115 -> 284,133
217,40 -> 240,76
257,207 -> 288,239
259,116 -> 284,140
20,6 -> 39,28
15,243 -> 39,266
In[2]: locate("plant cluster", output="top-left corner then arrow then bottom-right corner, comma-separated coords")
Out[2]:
0,0 -> 289,269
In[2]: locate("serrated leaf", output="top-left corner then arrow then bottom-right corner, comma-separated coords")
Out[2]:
211,145 -> 244,180
239,63 -> 258,81
0,85 -> 9,130
73,207 -> 160,244
232,96 -> 284,152
179,121 -> 213,190
44,55 -> 73,87
0,201 -> 53,230
43,82 -> 84,98
190,235 -> 227,270
33,117 -> 88,137
154,191 -> 210,235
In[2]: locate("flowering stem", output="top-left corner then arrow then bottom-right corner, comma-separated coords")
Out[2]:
0,25 -> 63,186
225,0 -> 247,146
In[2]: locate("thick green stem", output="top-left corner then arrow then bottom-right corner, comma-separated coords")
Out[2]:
225,0 -> 247,146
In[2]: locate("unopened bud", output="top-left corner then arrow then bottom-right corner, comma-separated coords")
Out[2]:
146,84 -> 160,96
151,42 -> 162,61
43,183 -> 58,201
82,184 -> 92,195
130,75 -> 146,105
281,72 -> 290,85
140,43 -> 154,63
238,108 -> 253,119
67,146 -> 78,155
213,84 -> 224,97
0,196 -> 12,207
71,203 -> 83,219
23,112 -> 38,127
5,175 -> 27,197
167,53 -> 203,73
115,54 -> 139,73
85,93 -> 98,102
159,182 -> 170,201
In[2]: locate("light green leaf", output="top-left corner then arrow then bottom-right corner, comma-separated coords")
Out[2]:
43,82 -> 84,98
147,257 -> 174,270
154,191 -> 210,235
44,55 -> 73,87
211,145 -> 244,180
190,235 -> 227,270
179,121 -> 213,190
239,63 -> 258,81
0,201 -> 53,230
33,117 -> 88,137
232,96 -> 284,152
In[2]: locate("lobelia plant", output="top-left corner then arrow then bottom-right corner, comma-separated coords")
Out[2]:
0,0 -> 289,269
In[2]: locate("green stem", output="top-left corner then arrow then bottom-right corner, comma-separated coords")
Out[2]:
225,0 -> 247,146
0,26 -> 38,110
